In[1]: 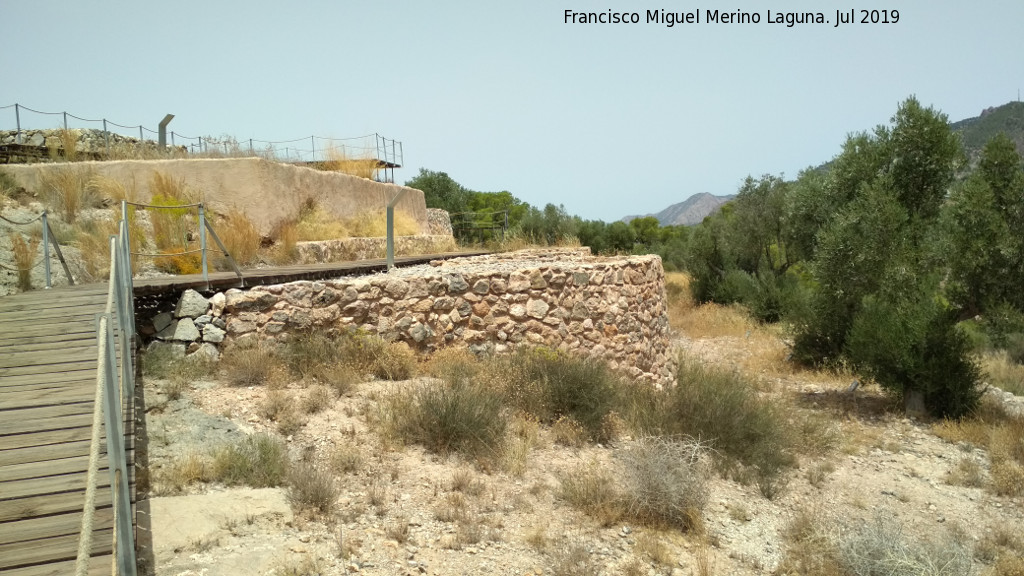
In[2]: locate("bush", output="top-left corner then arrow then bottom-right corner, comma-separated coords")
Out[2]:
287,462 -> 339,516
663,357 -> 795,497
216,209 -> 261,267
846,291 -> 983,418
504,348 -> 621,443
556,464 -> 623,527
616,437 -> 710,530
210,433 -> 288,488
221,344 -> 279,387
39,167 -> 95,222
9,232 -> 40,291
837,513 -> 973,576
383,378 -> 507,460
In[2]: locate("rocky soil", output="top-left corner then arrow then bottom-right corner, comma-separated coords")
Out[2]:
139,317 -> 1024,576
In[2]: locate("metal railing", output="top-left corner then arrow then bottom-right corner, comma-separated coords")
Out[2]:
120,200 -> 245,290
77,217 -> 136,576
1,103 -> 403,182
0,210 -> 74,289
449,210 -> 509,243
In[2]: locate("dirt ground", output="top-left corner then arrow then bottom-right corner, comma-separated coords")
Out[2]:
137,306 -> 1024,576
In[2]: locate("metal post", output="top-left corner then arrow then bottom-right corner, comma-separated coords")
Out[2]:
103,119 -> 109,156
386,189 -> 409,270
311,136 -> 316,162
42,212 -> 52,288
199,204 -> 209,289
63,112 -> 68,131
171,131 -> 176,147
14,104 -> 21,144
159,114 -> 174,149
249,139 -> 253,155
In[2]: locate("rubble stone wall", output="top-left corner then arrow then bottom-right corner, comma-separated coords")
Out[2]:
213,249 -> 673,385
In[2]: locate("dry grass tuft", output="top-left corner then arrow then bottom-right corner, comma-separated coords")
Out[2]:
933,399 -> 1024,496
221,344 -> 280,388
39,167 -> 95,222
945,456 -> 986,488
330,444 -> 363,475
216,209 -> 261,267
557,464 -> 624,527
616,437 -> 710,531
301,384 -> 334,414
209,433 -> 288,488
9,232 -> 40,291
293,199 -> 420,241
287,462 -> 339,516
56,128 -> 79,161
270,220 -> 299,264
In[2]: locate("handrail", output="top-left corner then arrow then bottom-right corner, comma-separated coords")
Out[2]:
76,218 -> 137,575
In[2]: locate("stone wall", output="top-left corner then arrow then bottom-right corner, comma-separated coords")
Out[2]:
295,235 -> 457,264
426,208 -> 453,236
3,157 -> 428,236
205,249 -> 672,385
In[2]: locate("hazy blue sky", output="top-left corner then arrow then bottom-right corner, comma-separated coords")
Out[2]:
2,1 -> 1022,221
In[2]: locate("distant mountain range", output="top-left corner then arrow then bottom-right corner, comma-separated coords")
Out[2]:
622,192 -> 734,227
626,101 -> 1024,226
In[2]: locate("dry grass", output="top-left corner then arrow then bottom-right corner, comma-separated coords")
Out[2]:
330,444 -> 363,475
9,232 -> 40,291
557,464 -> 624,527
153,452 -> 210,495
270,220 -> 299,264
221,344 -> 281,388
945,456 -> 986,488
322,146 -> 379,180
287,462 -> 339,516
216,209 -> 261,267
209,433 -> 288,488
983,351 -> 1024,396
56,128 -> 78,162
293,200 -> 420,241
933,399 -> 1024,496
301,385 -> 334,414
38,167 -> 94,222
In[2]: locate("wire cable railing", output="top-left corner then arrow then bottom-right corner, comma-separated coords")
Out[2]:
1,103 -> 404,182
76,215 -> 137,576
120,200 -> 245,289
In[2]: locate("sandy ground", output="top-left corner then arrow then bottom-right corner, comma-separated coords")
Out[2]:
136,323 -> 1024,576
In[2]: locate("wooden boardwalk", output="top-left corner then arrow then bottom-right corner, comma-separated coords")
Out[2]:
0,250 -> 485,575
0,285 -> 129,575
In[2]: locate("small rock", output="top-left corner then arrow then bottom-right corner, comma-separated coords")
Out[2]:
152,311 -> 174,333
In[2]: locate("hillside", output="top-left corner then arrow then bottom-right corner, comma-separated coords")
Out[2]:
952,100 -> 1024,161
623,192 -> 733,227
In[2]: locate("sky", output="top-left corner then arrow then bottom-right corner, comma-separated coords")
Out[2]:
1,1 -> 1022,222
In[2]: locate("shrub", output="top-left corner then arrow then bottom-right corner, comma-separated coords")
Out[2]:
664,356 -> 795,497
323,146 -> 379,180
846,291 -> 983,418
504,348 -> 621,443
330,444 -> 363,475
210,433 -> 288,488
837,513 -> 974,576
0,168 -> 18,196
383,378 -> 507,460
221,344 -> 278,387
616,437 -> 710,530
301,385 -> 334,414
287,462 -> 339,516
9,232 -> 40,291
271,220 -> 299,264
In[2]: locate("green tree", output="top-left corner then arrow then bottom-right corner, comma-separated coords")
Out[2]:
405,168 -> 472,214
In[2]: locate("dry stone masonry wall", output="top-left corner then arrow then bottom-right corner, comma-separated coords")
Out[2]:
150,249 -> 673,385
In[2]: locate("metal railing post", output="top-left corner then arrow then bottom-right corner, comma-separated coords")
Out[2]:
103,119 -> 109,156
199,204 -> 209,290
63,111 -> 68,131
42,211 -> 52,288
386,189 -> 409,270
14,104 -> 21,144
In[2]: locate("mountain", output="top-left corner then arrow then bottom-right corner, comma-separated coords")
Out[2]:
951,100 -> 1024,161
622,192 -> 734,227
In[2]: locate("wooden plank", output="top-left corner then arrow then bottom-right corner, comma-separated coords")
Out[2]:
0,371 -> 95,387
0,467 -> 111,500
0,427 -> 131,452
0,308 -> 111,324
0,527 -> 113,570
0,293 -> 108,313
0,454 -> 91,483
0,484 -> 135,523
0,506 -> 114,546
0,350 -> 103,369
3,553 -> 113,576
0,361 -> 98,377
0,331 -> 100,347
0,440 -> 94,467
0,378 -> 95,392
0,411 -> 95,435
0,385 -> 96,410
0,340 -> 100,356
0,401 -> 93,423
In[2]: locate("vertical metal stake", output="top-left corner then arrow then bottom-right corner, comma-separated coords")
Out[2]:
103,119 -> 109,156
63,112 -> 68,131
42,212 -> 52,288
249,139 -> 254,155
14,103 -> 21,144
386,189 -> 409,270
199,204 -> 209,290
311,136 -> 316,162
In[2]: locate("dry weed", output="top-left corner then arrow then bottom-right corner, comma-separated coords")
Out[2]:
9,232 -> 40,291
216,209 -> 261,267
